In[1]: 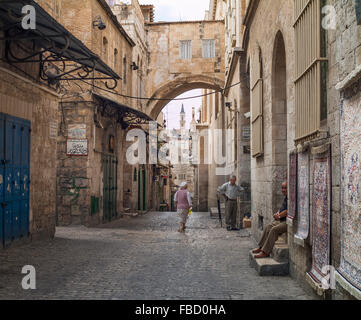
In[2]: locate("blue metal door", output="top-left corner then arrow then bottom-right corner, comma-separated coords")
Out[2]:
0,113 -> 30,247
0,113 -> 4,245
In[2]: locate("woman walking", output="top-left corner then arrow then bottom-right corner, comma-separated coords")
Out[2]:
174,182 -> 192,233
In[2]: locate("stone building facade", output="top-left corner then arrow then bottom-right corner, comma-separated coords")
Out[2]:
195,0 -> 251,227
170,106 -> 196,197
215,0 -> 361,300
109,1 -> 153,113
0,0 -> 108,246
0,61 -> 59,245
54,0 -> 137,226
145,19 -> 225,119
197,0 -> 360,300
55,0 -> 168,225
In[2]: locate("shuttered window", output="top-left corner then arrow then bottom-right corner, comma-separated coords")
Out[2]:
294,0 -> 327,143
202,39 -> 215,58
251,49 -> 263,158
179,40 -> 192,60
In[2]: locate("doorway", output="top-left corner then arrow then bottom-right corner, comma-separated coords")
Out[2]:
272,31 -> 288,211
102,153 -> 117,222
0,113 -> 30,247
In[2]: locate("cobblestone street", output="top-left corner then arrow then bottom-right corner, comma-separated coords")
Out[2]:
0,212 -> 315,300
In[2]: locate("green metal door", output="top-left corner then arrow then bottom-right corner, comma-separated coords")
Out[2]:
103,154 -> 117,222
142,167 -> 146,211
138,169 -> 141,211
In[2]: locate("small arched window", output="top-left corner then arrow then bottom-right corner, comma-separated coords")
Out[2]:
102,37 -> 108,62
123,56 -> 127,84
250,46 -> 264,158
114,48 -> 118,71
133,168 -> 137,181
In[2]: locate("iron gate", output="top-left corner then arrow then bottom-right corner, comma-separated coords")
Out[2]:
0,113 -> 30,247
102,153 -> 117,222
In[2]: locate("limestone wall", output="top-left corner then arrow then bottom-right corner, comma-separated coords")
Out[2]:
56,101 -> 126,226
244,0 -> 361,299
326,0 -> 361,300
0,69 -> 58,240
59,0 -> 135,109
146,20 -> 225,104
245,0 -> 295,239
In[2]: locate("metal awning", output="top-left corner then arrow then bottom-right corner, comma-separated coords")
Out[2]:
93,93 -> 154,129
0,0 -> 120,89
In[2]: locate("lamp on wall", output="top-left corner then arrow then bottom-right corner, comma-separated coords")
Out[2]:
225,101 -> 239,113
131,62 -> 139,70
244,112 -> 251,119
93,16 -> 106,30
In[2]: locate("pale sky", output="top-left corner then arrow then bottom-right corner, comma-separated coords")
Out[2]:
162,90 -> 201,130
138,0 -> 209,129
139,0 -> 209,22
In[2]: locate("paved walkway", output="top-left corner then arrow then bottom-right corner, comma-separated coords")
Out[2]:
0,211 -> 315,300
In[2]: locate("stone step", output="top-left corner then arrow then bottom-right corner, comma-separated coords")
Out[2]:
271,243 -> 289,263
249,250 -> 289,276
278,233 -> 288,244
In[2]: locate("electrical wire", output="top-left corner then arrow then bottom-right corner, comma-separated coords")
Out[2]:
75,77 -> 242,102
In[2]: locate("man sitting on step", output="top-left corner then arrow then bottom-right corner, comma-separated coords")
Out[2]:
252,181 -> 288,259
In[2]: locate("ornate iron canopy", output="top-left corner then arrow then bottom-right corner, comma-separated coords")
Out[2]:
93,93 -> 154,129
0,0 -> 120,89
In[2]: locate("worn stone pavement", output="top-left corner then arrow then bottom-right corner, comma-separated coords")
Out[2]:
0,211 -> 315,300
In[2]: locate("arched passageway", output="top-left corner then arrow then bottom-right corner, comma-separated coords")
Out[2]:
271,31 -> 288,212
147,75 -> 224,120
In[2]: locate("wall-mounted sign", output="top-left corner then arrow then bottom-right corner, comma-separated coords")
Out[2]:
242,126 -> 251,140
68,124 -> 86,139
67,139 -> 88,156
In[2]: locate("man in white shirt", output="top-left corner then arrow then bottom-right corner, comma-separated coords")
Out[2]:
217,175 -> 244,231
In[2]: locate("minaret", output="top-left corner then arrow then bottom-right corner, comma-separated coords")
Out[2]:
180,104 -> 186,129
190,107 -> 197,133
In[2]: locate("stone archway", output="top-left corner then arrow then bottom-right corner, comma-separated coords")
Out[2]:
271,31 -> 288,212
147,74 -> 224,119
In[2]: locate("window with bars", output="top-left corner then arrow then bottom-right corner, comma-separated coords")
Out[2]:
102,37 -> 108,62
202,39 -> 215,58
215,92 -> 219,118
179,40 -> 192,60
123,56 -> 127,84
294,0 -> 328,143
114,48 -> 118,71
251,48 -> 263,158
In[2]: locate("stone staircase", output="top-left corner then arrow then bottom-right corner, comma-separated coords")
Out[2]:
249,235 -> 289,276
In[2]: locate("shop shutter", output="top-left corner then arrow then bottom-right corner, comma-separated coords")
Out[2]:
251,49 -> 263,157
294,0 -> 327,142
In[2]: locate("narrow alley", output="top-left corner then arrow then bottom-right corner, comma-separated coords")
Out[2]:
0,212 -> 313,300
0,0 -> 360,303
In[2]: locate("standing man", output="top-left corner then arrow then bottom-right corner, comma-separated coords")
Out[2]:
217,175 -> 244,231
252,181 -> 288,258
